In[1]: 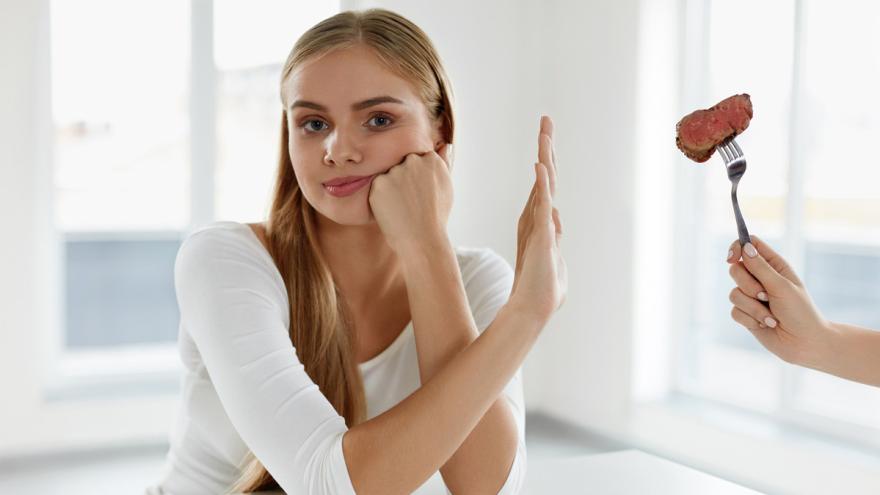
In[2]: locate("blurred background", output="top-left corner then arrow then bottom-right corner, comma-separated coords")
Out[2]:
2,0 -> 880,493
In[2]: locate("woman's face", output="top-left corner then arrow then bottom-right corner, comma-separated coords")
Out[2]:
283,44 -> 443,227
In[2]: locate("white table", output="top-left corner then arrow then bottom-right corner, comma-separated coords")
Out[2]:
522,449 -> 761,494
248,449 -> 760,494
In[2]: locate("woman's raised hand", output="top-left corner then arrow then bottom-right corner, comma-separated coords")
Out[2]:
368,145 -> 453,253
509,116 -> 567,324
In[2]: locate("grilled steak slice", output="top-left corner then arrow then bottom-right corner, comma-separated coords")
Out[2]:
676,94 -> 753,163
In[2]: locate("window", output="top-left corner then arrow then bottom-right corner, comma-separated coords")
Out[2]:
49,0 -> 338,380
678,0 -> 880,445
51,0 -> 191,358
214,0 -> 338,221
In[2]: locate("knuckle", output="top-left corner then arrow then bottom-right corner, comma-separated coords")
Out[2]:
728,263 -> 738,278
728,288 -> 739,304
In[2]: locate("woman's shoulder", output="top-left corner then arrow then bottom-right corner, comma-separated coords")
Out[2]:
176,221 -> 276,277
181,221 -> 265,252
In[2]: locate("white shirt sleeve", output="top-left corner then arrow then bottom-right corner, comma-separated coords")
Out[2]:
174,226 -> 356,494
462,248 -> 528,495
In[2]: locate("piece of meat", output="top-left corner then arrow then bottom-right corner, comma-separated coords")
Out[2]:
676,94 -> 753,162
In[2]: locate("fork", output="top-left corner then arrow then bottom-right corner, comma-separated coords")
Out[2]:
716,138 -> 752,247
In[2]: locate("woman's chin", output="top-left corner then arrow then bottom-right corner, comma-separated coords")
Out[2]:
317,206 -> 376,228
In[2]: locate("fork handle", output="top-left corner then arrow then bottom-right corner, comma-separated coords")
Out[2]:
731,184 -> 752,247
731,184 -> 768,307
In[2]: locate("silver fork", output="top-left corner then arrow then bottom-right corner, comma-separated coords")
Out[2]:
716,138 -> 752,247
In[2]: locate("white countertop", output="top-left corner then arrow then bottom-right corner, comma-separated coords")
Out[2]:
248,449 -> 761,494
522,449 -> 761,494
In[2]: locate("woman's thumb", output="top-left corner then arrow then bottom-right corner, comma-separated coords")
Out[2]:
742,241 -> 789,293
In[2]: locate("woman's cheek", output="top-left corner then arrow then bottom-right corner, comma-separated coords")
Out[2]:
372,130 -> 433,163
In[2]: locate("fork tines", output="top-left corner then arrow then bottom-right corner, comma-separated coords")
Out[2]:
717,137 -> 743,164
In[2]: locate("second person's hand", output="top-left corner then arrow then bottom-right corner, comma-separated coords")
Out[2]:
727,236 -> 834,368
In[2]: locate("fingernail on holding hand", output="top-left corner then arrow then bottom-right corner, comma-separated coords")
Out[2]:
764,316 -> 777,328
757,291 -> 768,302
727,249 -> 734,261
744,243 -> 758,258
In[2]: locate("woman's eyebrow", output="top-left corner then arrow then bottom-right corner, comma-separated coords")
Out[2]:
351,96 -> 404,110
289,95 -> 404,112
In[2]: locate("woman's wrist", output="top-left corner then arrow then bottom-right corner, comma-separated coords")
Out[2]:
395,231 -> 454,280
503,295 -> 551,331
801,319 -> 844,372
391,229 -> 450,256
804,320 -> 880,387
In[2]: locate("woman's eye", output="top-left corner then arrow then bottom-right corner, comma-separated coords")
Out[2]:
302,119 -> 328,132
367,115 -> 393,128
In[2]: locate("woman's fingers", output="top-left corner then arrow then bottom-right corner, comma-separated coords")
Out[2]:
731,306 -> 763,331
551,207 -> 562,243
740,241 -> 793,294
540,114 -> 554,138
729,262 -> 769,302
534,162 -> 552,220
542,115 -> 558,177
539,134 -> 556,196
728,236 -> 803,291
731,307 -> 785,357
519,179 -> 537,235
729,288 -> 777,328
538,116 -> 558,197
750,235 -> 803,286
726,239 -> 742,263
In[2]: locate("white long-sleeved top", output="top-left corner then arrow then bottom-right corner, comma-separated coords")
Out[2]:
147,221 -> 527,494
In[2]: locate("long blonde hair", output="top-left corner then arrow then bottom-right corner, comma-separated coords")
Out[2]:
231,9 -> 455,492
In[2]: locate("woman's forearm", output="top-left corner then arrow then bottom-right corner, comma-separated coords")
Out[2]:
342,303 -> 543,495
396,236 -> 519,493
397,235 -> 480,380
814,322 -> 880,387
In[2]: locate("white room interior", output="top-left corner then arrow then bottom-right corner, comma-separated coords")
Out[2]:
2,0 -> 880,493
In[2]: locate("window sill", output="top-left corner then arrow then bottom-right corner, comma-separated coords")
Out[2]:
44,344 -> 181,402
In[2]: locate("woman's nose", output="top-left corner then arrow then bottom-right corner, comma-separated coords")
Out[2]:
323,129 -> 363,166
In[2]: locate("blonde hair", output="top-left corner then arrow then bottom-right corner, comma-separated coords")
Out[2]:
231,8 -> 455,492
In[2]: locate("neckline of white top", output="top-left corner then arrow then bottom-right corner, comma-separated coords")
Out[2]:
229,220 -> 413,373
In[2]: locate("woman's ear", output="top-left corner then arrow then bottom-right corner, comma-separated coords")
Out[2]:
431,114 -> 449,150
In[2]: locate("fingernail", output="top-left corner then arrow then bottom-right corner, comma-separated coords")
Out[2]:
757,292 -> 768,302
727,249 -> 734,261
744,243 -> 758,258
764,316 -> 777,328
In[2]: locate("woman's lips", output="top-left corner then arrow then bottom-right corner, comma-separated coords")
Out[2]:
323,175 -> 374,197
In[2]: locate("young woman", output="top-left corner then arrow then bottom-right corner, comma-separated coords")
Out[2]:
726,237 -> 880,387
147,8 -> 565,495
